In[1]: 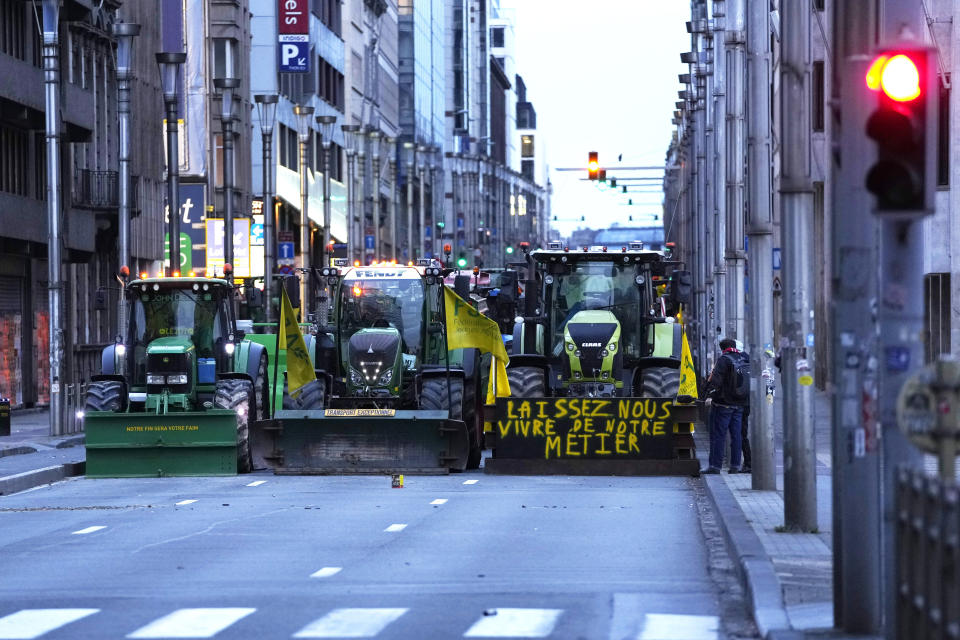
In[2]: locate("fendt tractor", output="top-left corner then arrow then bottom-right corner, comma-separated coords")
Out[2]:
251,259 -> 482,474
83,272 -> 271,477
485,241 -> 699,475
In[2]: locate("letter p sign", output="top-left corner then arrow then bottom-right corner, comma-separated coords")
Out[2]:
278,36 -> 309,73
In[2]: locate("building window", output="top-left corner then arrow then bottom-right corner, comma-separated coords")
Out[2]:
317,57 -> 345,112
278,124 -> 299,171
491,27 -> 504,48
0,0 -> 26,60
812,60 -> 824,132
924,273 -> 951,363
521,135 -> 534,158
521,160 -> 534,182
313,0 -> 341,35
212,38 -> 236,80
0,124 -> 29,197
938,77 -> 949,186
813,0 -> 825,10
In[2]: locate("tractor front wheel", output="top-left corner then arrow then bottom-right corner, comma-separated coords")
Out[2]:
84,380 -> 126,413
215,378 -> 255,473
420,377 -> 464,420
637,367 -> 681,398
506,366 -> 546,398
282,377 -> 327,410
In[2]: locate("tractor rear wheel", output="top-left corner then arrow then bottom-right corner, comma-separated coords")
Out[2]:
282,377 -> 327,410
420,377 -> 464,420
214,378 -> 255,473
506,366 -> 545,397
638,367 -> 681,398
84,380 -> 126,413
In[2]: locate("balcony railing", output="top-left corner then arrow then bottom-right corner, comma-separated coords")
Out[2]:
72,168 -> 140,212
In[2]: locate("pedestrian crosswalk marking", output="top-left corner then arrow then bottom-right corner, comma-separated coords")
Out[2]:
463,608 -> 562,637
463,479 -> 479,485
310,567 -> 342,578
384,523 -> 407,532
126,608 -> 256,638
175,499 -> 197,506
0,609 -> 99,639
430,498 -> 448,505
638,613 -> 719,640
293,608 -> 408,638
246,480 -> 267,487
72,526 -> 106,535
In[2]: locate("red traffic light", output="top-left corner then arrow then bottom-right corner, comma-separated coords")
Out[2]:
866,53 -> 922,102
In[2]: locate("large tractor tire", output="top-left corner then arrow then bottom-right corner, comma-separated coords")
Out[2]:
215,378 -> 255,473
638,367 -> 681,398
84,380 -> 126,413
506,366 -> 546,398
420,377 -> 464,421
253,352 -> 269,421
282,377 -> 327,410
462,357 -> 483,469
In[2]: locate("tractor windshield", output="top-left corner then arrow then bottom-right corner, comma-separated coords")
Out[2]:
549,262 -> 643,358
128,286 -> 228,359
340,277 -> 424,356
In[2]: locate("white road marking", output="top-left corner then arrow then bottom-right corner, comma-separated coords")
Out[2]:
71,526 -> 106,535
464,608 -> 563,637
463,479 -> 479,485
430,498 -> 448,505
310,567 -> 343,578
293,608 -> 408,638
639,613 -> 719,640
246,480 -> 267,487
175,499 -> 197,506
127,608 -> 255,638
384,523 -> 407,532
0,609 -> 99,639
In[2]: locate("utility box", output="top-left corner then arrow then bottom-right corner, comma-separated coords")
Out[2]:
0,398 -> 10,436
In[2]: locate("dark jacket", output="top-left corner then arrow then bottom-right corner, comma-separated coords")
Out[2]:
705,348 -> 749,406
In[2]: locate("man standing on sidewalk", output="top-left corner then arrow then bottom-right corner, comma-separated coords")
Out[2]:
702,338 -> 751,474
735,340 -> 752,473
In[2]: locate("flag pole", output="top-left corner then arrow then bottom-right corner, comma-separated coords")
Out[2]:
441,286 -> 453,411
272,279 -> 285,410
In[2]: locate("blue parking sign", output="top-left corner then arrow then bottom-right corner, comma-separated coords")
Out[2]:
365,235 -> 375,250
278,36 -> 309,73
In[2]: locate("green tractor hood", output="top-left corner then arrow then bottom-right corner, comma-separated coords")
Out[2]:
345,327 -> 405,396
147,335 -> 196,355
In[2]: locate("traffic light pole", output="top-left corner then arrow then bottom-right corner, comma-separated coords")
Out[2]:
779,0 -> 817,532
746,0 -> 776,491
725,0 -> 746,342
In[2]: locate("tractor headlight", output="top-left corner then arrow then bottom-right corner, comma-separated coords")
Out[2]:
574,371 -> 582,379
608,342 -> 617,353
574,349 -> 582,358
566,342 -> 576,352
224,342 -> 235,356
350,369 -> 364,385
602,371 -> 609,379
147,374 -> 165,385
115,343 -> 127,357
377,370 -> 393,385
601,349 -> 608,358
167,374 -> 188,385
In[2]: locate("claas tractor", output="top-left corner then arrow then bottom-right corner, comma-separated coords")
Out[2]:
485,242 -> 699,475
83,275 -> 271,477
251,260 -> 480,474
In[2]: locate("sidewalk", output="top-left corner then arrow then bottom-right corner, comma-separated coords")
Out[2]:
0,409 -> 86,495
696,390 -> 890,640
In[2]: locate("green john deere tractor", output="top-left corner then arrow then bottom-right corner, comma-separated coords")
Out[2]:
251,260 -> 478,474
83,276 -> 271,477
485,242 -> 699,475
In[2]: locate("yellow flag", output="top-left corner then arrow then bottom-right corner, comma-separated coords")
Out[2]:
678,327 -> 698,399
280,287 -> 316,395
442,287 -> 511,403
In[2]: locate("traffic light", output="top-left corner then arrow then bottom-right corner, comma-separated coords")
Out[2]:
457,254 -> 467,268
505,246 -> 514,255
610,177 -> 617,188
864,46 -> 936,215
588,151 -> 599,180
598,169 -> 607,184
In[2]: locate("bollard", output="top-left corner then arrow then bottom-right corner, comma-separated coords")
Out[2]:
0,397 -> 9,436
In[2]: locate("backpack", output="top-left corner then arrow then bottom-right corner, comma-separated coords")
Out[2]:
722,352 -> 750,404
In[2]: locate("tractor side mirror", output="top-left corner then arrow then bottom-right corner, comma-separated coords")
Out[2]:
282,275 -> 301,311
453,275 -> 471,300
94,287 -> 108,311
671,270 -> 693,305
245,286 -> 264,310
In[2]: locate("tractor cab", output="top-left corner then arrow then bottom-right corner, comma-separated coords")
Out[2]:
123,277 -> 238,410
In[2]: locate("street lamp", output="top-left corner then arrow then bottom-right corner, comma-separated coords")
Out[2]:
356,128 -> 368,264
384,137 -> 397,261
417,145 -> 428,258
404,142 -> 416,260
316,114 -> 337,266
428,145 -> 440,258
156,52 -> 187,276
213,77 -> 240,268
112,22 -> 140,375
254,93 -> 279,322
341,125 -> 359,262
293,104 -> 314,312
369,129 -> 382,257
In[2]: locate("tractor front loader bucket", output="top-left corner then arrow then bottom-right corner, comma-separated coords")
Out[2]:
251,409 -> 470,474
85,410 -> 239,478
483,397 -> 701,476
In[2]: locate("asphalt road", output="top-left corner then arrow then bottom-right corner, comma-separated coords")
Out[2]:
0,469 -> 757,639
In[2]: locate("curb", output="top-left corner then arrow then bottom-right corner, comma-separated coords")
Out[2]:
703,473 -> 791,638
0,461 -> 85,496
0,434 -> 84,458
0,446 -> 38,458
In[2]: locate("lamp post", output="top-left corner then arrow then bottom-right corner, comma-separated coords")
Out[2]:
213,78 -> 240,268
157,52 -> 187,278
294,104 -> 314,313
404,142 -> 416,260
341,124 -> 359,262
417,145 -> 428,259
428,145 -> 439,258
112,22 -> 140,375
356,129 -> 368,264
316,115 -> 337,266
39,0 -> 63,434
369,129 -> 382,258
254,93 -> 278,322
385,137 -> 397,261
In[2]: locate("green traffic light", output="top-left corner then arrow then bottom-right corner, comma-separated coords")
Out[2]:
457,257 -> 468,268
436,221 -> 445,228
505,246 -> 514,254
